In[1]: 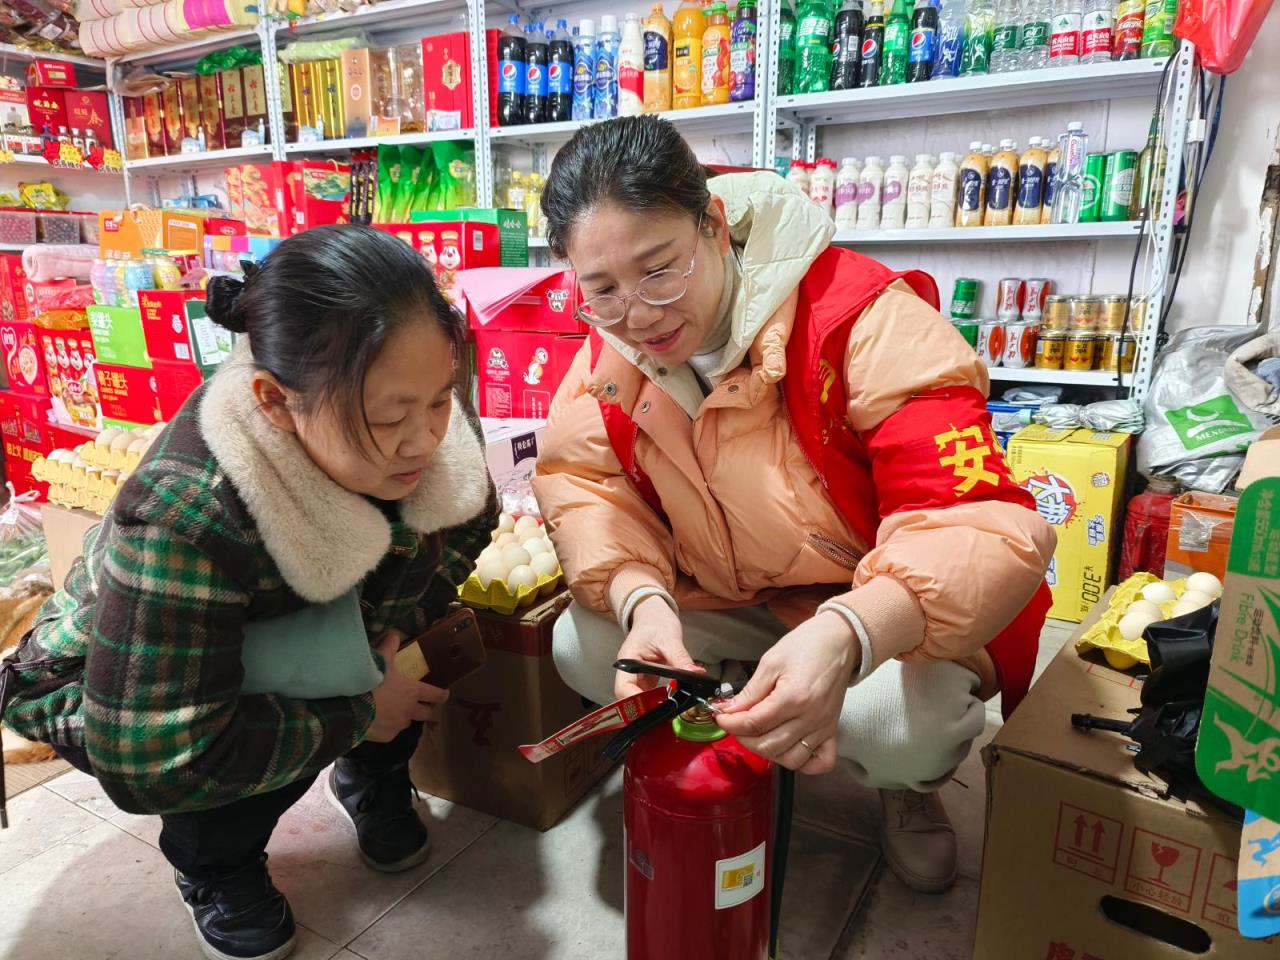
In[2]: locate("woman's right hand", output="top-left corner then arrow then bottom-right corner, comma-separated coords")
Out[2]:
366,632 -> 449,742
614,595 -> 700,700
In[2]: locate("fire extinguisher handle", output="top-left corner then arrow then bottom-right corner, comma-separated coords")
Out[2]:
612,658 -> 735,700
601,694 -> 683,763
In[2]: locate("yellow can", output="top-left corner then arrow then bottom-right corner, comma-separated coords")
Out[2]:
1069,295 -> 1102,331
1128,297 -> 1148,334
1034,331 -> 1067,370
1043,295 -> 1071,332
1064,332 -> 1097,371
1099,295 -> 1129,332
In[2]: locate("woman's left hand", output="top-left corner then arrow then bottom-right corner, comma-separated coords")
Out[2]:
715,610 -> 859,775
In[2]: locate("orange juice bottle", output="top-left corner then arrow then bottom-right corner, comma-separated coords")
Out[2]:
672,0 -> 703,109
700,2 -> 730,105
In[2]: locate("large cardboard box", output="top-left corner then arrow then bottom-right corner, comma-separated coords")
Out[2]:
409,592 -> 613,830
975,628 -> 1272,958
474,329 -> 584,420
1006,425 -> 1131,622
42,503 -> 101,591
0,392 -> 93,499
138,290 -> 233,374
420,29 -> 500,132
480,416 -> 546,490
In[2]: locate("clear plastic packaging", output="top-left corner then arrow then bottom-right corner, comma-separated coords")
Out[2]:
0,486 -> 48,587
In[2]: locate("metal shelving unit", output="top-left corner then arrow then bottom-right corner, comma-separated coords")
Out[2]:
284,129 -> 476,155
0,42 -> 106,70
832,221 -> 1146,246
989,367 -> 1132,387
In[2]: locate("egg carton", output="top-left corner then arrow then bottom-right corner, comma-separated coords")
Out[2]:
457,566 -> 564,617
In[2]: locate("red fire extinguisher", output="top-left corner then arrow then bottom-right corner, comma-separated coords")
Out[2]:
601,660 -> 796,960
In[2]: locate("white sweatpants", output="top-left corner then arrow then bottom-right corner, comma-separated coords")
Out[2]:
552,602 -> 988,792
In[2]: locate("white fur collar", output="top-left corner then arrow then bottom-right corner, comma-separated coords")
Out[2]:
199,344 -> 490,603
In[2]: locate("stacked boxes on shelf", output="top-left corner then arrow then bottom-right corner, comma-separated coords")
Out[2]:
119,64 -> 269,161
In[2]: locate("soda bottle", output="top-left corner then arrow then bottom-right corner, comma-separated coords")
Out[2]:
934,0 -> 966,78
1050,120 -> 1088,223
860,0 -> 886,86
619,13 -> 646,116
1140,0 -> 1176,58
594,15 -> 622,119
908,0 -> 938,81
881,0 -> 910,84
831,0 -> 864,89
795,0 -> 835,93
778,0 -> 798,95
525,22 -> 549,124
1049,0 -> 1082,65
1080,0 -> 1113,63
701,2 -> 731,104
990,0 -> 1021,72
673,0 -> 704,109
497,14 -> 527,127
1112,0 -> 1144,59
572,21 -> 596,120
730,0 -> 759,101
644,4 -> 673,112
1018,0 -> 1051,68
960,0 -> 994,76
548,21 -> 573,121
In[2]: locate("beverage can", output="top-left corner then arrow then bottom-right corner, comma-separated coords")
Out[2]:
997,277 -> 1026,321
1079,153 -> 1107,223
1023,278 -> 1052,319
1102,150 -> 1138,221
1034,331 -> 1067,370
1043,294 -> 1071,331
1098,333 -> 1136,373
1113,0 -> 1145,59
952,319 -> 979,347
1064,331 -> 1097,371
951,277 -> 980,319
1002,321 -> 1036,368
1069,294 -> 1102,330
1098,294 -> 1129,331
977,319 -> 1006,367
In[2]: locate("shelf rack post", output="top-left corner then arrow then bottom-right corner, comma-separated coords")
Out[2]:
470,0 -> 494,208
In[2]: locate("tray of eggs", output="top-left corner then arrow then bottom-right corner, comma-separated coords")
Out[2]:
1074,570 -> 1225,670
458,513 -> 563,616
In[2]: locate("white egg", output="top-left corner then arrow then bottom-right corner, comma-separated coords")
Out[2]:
1125,599 -> 1163,621
495,532 -> 519,549
517,526 -> 546,545
1185,572 -> 1223,599
1170,599 -> 1201,618
505,564 -> 538,590
1118,611 -> 1158,642
1141,582 -> 1177,606
502,545 -> 532,569
496,513 -> 516,534
524,537 -> 552,557
475,556 -> 508,589
513,515 -> 541,537
478,545 -> 503,564
530,552 -> 560,577
1178,590 -> 1213,611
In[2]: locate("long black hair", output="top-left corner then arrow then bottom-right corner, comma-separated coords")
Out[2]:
542,115 -> 712,259
205,224 -> 468,448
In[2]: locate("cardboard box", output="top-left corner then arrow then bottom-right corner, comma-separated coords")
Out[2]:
143,92 -> 166,157
975,621 -> 1272,959
290,62 -> 315,140
160,81 -> 184,155
411,208 -> 529,269
25,60 -> 76,89
287,160 -> 351,233
87,305 -> 150,368
0,85 -> 30,137
242,65 -> 269,145
1006,425 -> 1131,622
316,59 -> 343,142
340,48 -> 380,139
225,163 -> 290,237
0,321 -> 48,396
94,363 -> 159,426
40,327 -> 99,431
1163,492 -> 1237,580
64,91 -> 112,149
0,392 -> 94,499
151,359 -> 204,421
178,77 -> 202,144
220,68 -> 246,149
42,503 -> 102,591
421,29 -> 500,131
23,278 -> 75,318
99,210 -> 206,259
0,256 -> 27,325
408,592 -> 614,830
203,233 -> 284,271
480,416 -> 546,490
138,290 -> 232,374
25,87 -> 67,133
122,96 -> 148,160
464,269 -> 582,335
277,61 -> 296,142
474,329 -> 584,420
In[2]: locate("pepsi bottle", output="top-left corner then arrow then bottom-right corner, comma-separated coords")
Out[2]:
831,0 -> 864,90
525,21 -> 549,124
907,0 -> 938,81
547,20 -> 573,122
859,0 -> 885,87
497,13 -> 527,126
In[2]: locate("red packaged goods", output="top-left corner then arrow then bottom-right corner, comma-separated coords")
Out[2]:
455,267 -> 584,334
64,91 -> 113,148
179,77 -> 202,144
198,74 -> 225,151
123,96 -> 148,160
474,329 -> 584,419
144,92 -> 166,157
1,320 -> 47,395
41,326 -> 100,431
203,217 -> 247,238
376,220 -> 507,304
0,392 -> 93,498
25,59 -> 76,89
421,30 -> 500,131
220,69 -> 246,149
288,161 -> 351,233
161,82 -> 184,155
151,360 -> 204,420
0,256 -> 30,325
24,278 -> 76,318
94,363 -> 159,427
26,87 -> 68,133
226,162 -> 290,237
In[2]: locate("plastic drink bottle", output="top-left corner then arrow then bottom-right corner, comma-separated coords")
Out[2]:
1112,0 -> 1144,59
1013,137 -> 1048,223
906,153 -> 934,227
644,4 -> 673,111
786,159 -> 811,194
594,14 -> 622,119
795,0 -> 836,92
701,2 -> 731,104
860,0 -> 886,85
1049,0 -> 1082,65
525,23 -> 548,124
548,22 -> 573,121
618,14 -> 646,115
672,0 -> 703,108
929,150 -> 960,226
881,0 -> 910,84
1050,120 -> 1088,223
908,0 -> 938,81
1140,0 -> 1176,58
1080,0 -> 1113,62
990,0 -> 1021,72
934,0 -> 965,77
880,154 -> 910,228
497,14 -> 527,126
778,0 -> 798,95
810,157 -> 837,216
572,20 -> 596,120
960,0 -> 994,76
834,157 -> 863,228
1040,132 -> 1060,222
857,155 -> 885,229
1019,0 -> 1051,67
956,141 -> 988,226
729,0 -> 758,100
983,139 -> 1018,226
831,0 -> 864,89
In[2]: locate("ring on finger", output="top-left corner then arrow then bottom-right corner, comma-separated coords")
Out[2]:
798,737 -> 818,757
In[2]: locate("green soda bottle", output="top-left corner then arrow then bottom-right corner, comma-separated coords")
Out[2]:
778,0 -> 798,95
1140,0 -> 1178,58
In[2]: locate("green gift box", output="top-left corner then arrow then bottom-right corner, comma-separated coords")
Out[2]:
87,305 -> 151,369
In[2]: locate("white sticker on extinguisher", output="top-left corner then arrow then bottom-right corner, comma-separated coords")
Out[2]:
714,841 -> 766,910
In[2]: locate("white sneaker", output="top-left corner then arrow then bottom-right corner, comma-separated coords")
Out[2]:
878,788 -> 957,894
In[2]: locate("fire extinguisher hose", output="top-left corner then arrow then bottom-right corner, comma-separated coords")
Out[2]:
769,767 -> 796,960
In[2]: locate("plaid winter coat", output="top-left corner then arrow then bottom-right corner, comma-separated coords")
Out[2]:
1,348 -> 496,815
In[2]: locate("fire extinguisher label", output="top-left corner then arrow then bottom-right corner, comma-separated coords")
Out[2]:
714,841 -> 767,910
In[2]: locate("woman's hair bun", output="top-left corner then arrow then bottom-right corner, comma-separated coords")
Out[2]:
205,274 -> 249,334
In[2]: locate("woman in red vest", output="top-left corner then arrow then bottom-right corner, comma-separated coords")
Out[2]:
532,116 -> 1055,894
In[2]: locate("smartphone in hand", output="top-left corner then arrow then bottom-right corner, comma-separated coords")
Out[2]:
394,609 -> 487,688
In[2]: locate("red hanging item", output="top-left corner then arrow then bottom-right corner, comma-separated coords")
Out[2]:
1175,0 -> 1276,73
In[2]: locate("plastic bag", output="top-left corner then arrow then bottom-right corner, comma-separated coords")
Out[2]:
0,488 -> 47,588
1035,399 -> 1145,433
1175,0 -> 1275,74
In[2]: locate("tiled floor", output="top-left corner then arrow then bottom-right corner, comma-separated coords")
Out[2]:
0,621 -> 1077,960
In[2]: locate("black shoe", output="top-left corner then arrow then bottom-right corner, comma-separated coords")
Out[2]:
327,759 -> 430,873
175,855 -> 296,960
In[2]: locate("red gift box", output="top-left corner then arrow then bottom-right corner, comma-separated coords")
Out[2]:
421,29 -> 499,132
376,221 -> 503,305
1,321 -> 48,396
64,91 -> 113,148
26,87 -> 68,134
0,391 -> 94,498
287,160 -> 351,233
203,217 -> 247,238
40,327 -> 99,431
463,269 -> 582,334
94,363 -> 159,427
24,278 -> 76,319
473,329 -> 584,419
151,360 -> 204,421
138,290 -> 206,365
26,60 -> 77,89
0,256 -> 29,325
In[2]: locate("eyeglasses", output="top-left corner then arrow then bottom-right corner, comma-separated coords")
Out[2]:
575,216 -> 704,328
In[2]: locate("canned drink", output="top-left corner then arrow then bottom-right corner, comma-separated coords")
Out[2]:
952,319 -> 979,347
1034,331 -> 1067,370
996,278 -> 1026,322
1001,321 -> 1037,368
1064,332 -> 1097,371
1080,153 -> 1107,223
1099,294 -> 1129,331
1069,295 -> 1102,330
1043,294 -> 1071,331
1102,151 -> 1138,221
1023,278 -> 1052,320
1100,333 -> 1139,373
950,277 -> 980,320
977,319 -> 1007,367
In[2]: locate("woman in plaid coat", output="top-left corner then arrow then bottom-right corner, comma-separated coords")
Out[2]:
0,226 -> 496,960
